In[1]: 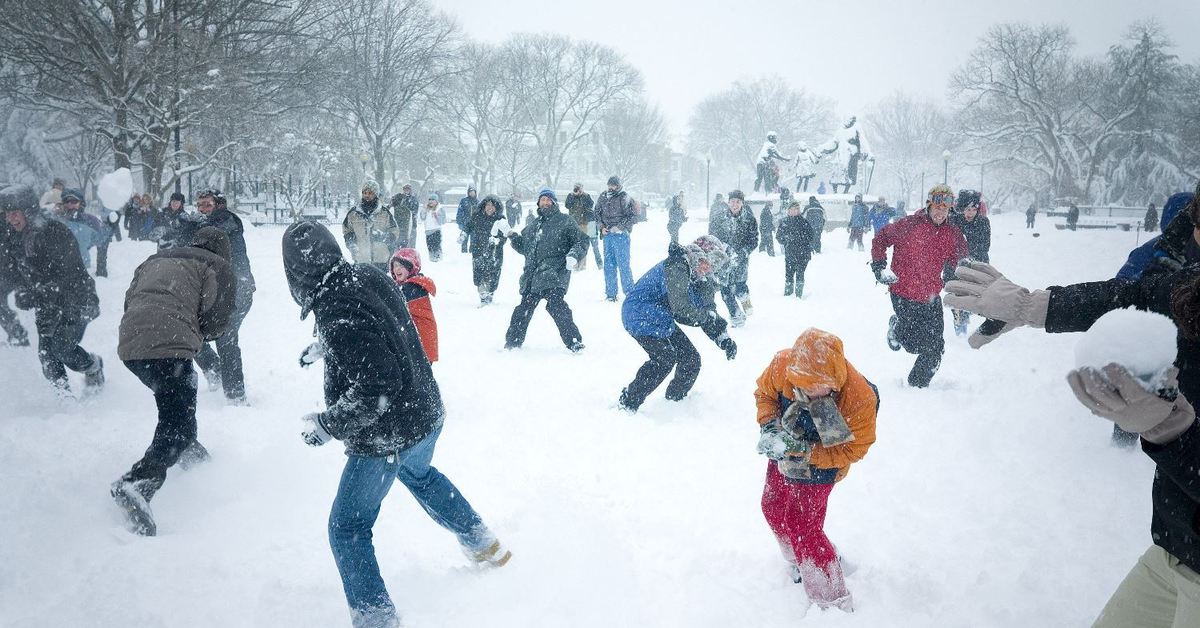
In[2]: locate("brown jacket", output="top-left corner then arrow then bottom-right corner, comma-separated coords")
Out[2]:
118,227 -> 236,361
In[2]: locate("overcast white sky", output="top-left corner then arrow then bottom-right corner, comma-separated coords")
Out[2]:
441,0 -> 1200,140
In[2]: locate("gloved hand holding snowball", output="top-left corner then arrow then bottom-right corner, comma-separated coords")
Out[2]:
1067,309 -> 1194,444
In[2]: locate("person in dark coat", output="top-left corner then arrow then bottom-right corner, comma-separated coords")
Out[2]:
456,186 -> 479,253
468,195 -> 508,305
505,194 -> 522,229
709,193 -> 727,221
1,184 -> 103,398
191,189 -> 255,403
151,191 -> 193,250
776,200 -> 815,297
1066,203 -> 1080,231
803,196 -> 826,253
595,176 -> 637,301
1025,204 -> 1037,228
390,184 -> 420,248
618,235 -> 736,412
949,190 -> 992,336
870,184 -> 968,388
847,194 -> 869,251
0,199 -> 31,346
708,189 -> 758,326
565,184 -> 596,269
503,188 -> 589,352
758,202 -> 776,256
1145,203 -> 1159,234
944,225 -> 1200,626
667,191 -> 689,245
110,226 -> 235,536
282,221 -> 510,628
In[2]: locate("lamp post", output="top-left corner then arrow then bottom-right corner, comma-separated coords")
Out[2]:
359,152 -> 370,175
942,149 -> 950,184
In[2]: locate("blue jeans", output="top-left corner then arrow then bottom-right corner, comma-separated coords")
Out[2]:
328,424 -> 490,627
603,232 -> 634,299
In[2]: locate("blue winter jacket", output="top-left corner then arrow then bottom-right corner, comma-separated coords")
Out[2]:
622,244 -> 724,340
869,205 -> 896,233
1117,192 -> 1194,279
849,202 -> 870,229
456,195 -> 478,226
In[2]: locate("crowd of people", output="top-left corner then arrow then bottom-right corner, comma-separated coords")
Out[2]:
3,171 -> 1199,627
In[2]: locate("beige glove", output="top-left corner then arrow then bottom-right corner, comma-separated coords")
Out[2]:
1067,364 -> 1195,445
943,261 -> 1050,348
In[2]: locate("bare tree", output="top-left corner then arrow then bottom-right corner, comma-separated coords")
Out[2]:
596,98 -> 667,190
866,92 -> 950,203
501,34 -> 642,188
325,0 -> 459,190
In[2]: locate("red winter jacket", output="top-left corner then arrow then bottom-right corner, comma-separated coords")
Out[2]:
871,210 -> 968,302
397,274 -> 438,363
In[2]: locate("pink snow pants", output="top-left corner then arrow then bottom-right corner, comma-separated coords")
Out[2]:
761,461 -> 850,606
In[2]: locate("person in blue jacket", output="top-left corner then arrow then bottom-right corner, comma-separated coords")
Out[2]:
847,194 -> 870,251
1116,191 -> 1194,280
617,235 -> 738,412
869,197 -> 896,234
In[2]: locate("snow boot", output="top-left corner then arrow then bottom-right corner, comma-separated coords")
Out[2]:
467,540 -> 512,568
617,388 -> 638,413
784,281 -> 793,296
568,340 -> 585,354
50,377 -> 76,402
83,354 -> 105,395
177,440 -> 211,470
740,297 -> 754,316
202,368 -> 222,392
795,281 -> 804,299
952,309 -> 969,337
886,316 -> 901,351
907,353 -> 941,388
111,479 -> 159,536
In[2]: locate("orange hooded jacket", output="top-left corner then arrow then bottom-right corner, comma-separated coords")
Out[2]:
754,328 -> 877,482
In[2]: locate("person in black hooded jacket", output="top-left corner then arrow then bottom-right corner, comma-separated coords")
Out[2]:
2,184 -> 103,397
282,221 -> 510,628
944,235 -> 1200,625
468,195 -> 508,305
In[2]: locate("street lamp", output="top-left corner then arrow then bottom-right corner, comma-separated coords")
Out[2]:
359,152 -> 370,175
942,149 -> 950,184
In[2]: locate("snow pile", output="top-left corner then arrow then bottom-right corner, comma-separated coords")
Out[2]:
1075,308 -> 1177,389
96,168 -> 134,210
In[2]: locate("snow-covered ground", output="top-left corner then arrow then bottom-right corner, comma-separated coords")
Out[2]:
0,210 -> 1158,627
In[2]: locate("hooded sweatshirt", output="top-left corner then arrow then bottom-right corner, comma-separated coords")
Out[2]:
283,221 -> 443,456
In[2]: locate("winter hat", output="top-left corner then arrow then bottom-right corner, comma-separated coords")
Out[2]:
196,188 -> 226,205
607,176 -> 621,187
480,195 -> 503,213
170,191 -> 186,203
684,235 -> 732,282
538,187 -> 557,203
955,189 -> 981,211
42,189 -> 62,207
427,193 -> 439,203
391,247 -> 422,276
468,186 -> 476,194
191,226 -> 231,261
926,184 -> 954,203
361,180 -> 381,196
282,221 -> 346,319
727,189 -> 745,201
788,199 -> 803,209
0,184 -> 39,214
61,188 -> 85,203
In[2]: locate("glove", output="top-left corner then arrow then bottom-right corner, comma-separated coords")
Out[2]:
1067,365 -> 1196,445
565,256 -> 579,271
301,412 -> 333,447
966,317 -> 1017,349
870,260 -> 897,285
943,261 -> 1050,329
756,420 -> 809,460
14,289 -> 34,310
299,341 -> 325,368
716,333 -> 737,360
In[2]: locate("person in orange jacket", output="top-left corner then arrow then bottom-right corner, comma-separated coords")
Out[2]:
754,328 -> 878,612
390,248 -> 438,363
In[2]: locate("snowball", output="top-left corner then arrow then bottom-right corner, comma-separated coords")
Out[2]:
1075,308 -> 1177,388
96,168 -> 134,210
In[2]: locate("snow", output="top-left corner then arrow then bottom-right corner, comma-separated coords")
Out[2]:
96,168 -> 134,210
0,213 -> 1159,626
1075,308 -> 1177,388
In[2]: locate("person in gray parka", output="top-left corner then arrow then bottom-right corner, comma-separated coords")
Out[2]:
503,188 -> 590,352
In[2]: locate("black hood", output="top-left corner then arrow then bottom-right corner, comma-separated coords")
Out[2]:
191,226 -> 230,260
283,221 -> 346,318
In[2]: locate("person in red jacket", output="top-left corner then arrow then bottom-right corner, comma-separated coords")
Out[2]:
390,248 -> 439,363
870,184 -> 967,387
